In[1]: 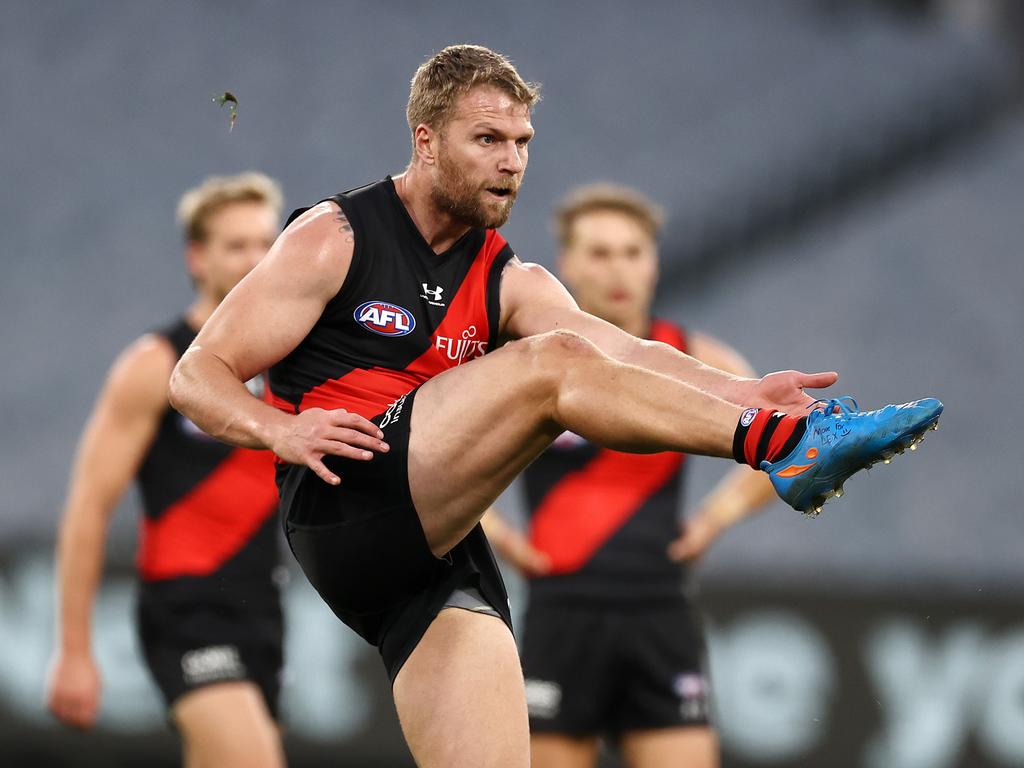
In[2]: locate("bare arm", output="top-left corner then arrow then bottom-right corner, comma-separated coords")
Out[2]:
168,203 -> 388,485
499,260 -> 837,413
666,334 -> 778,561
48,336 -> 173,728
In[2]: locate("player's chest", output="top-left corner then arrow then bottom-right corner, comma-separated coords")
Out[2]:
341,254 -> 490,367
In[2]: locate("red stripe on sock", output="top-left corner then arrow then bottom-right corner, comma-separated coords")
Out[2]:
765,415 -> 802,463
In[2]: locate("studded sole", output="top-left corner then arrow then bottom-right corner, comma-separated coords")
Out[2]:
802,417 -> 941,517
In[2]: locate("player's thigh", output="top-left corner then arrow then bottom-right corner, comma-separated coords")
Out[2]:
531,733 -> 601,768
172,681 -> 284,768
408,334 -> 582,549
393,607 -> 529,768
620,727 -> 718,768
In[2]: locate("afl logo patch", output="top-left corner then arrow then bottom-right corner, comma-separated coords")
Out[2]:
354,301 -> 416,337
740,408 -> 758,428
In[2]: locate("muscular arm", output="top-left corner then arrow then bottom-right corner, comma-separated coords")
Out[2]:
499,259 -> 837,412
168,203 -> 387,485
48,336 -> 173,727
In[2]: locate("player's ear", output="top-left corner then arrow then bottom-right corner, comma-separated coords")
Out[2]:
413,123 -> 438,166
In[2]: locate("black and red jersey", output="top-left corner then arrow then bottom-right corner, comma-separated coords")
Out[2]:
136,318 -> 280,597
269,177 -> 514,419
524,320 -> 689,605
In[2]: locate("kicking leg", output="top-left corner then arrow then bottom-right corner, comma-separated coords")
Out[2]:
408,329 -> 742,554
393,608 -> 529,768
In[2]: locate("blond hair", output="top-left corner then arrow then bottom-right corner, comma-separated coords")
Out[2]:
554,183 -> 665,247
407,44 -> 541,136
176,171 -> 283,242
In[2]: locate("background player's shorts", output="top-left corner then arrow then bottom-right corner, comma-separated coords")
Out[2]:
278,387 -> 514,682
136,586 -> 284,719
521,599 -> 711,736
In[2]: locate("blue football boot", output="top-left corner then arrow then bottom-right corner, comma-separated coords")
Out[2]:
762,396 -> 943,516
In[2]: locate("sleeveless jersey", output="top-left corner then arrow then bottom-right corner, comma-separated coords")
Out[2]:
523,319 -> 689,605
269,177 -> 514,419
136,318 -> 280,594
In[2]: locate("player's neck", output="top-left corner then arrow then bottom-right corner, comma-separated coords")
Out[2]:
184,294 -> 219,332
393,170 -> 471,255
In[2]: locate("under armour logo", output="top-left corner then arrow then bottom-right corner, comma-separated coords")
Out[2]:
421,284 -> 444,301
420,283 -> 446,305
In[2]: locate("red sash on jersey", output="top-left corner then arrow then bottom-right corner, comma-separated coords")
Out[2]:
137,448 -> 278,580
528,320 -> 688,574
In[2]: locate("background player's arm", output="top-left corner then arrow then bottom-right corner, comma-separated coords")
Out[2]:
47,336 -> 174,729
666,333 -> 779,562
169,203 -> 388,486
480,507 -> 551,576
499,259 -> 837,413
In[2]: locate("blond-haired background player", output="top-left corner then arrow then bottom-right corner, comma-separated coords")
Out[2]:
484,183 -> 777,768
47,173 -> 288,768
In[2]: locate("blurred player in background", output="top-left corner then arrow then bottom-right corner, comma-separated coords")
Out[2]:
483,183 -> 777,768
47,173 -> 287,768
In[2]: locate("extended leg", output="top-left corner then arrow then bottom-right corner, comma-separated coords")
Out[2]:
408,329 -> 741,554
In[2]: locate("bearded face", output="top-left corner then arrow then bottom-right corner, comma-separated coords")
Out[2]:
430,138 -> 519,229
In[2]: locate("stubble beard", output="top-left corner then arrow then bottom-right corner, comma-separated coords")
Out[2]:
431,152 -> 516,229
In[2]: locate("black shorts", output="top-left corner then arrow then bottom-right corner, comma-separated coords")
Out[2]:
521,599 -> 711,736
136,584 -> 284,718
278,387 -> 513,682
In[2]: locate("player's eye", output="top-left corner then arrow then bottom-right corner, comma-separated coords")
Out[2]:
478,135 -> 495,145
516,137 -> 530,147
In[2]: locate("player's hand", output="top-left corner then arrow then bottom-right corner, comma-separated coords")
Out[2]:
46,651 -> 101,729
667,516 -> 721,563
492,526 -> 552,577
271,407 -> 390,485
746,370 -> 839,415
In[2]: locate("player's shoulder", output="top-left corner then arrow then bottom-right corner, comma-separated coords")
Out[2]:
288,178 -> 391,231
501,257 -> 553,283
274,198 -> 355,283
103,333 -> 177,411
120,333 -> 178,374
283,199 -> 346,239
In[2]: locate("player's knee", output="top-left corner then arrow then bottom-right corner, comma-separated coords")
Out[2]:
526,329 -> 600,370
